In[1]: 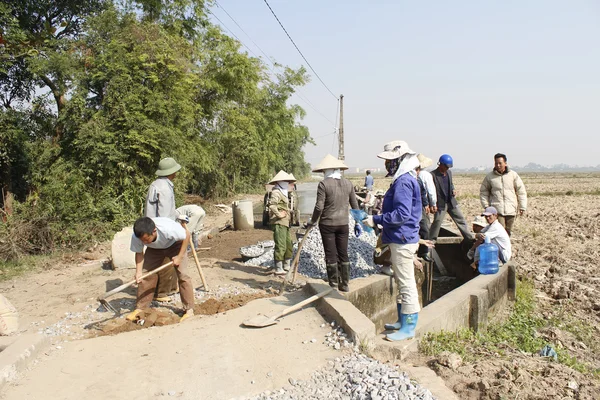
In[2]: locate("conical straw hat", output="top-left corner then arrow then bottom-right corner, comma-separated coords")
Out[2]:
268,170 -> 296,184
417,154 -> 433,169
312,154 -> 348,172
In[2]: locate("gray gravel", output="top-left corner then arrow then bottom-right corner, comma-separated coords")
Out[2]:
245,215 -> 379,280
249,353 -> 436,400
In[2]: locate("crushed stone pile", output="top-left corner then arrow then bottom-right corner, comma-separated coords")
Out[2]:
250,353 -> 436,400
245,216 -> 379,280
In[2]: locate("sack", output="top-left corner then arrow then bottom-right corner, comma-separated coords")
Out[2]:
0,294 -> 18,335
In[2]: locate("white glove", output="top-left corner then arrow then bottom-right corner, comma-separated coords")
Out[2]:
362,216 -> 375,228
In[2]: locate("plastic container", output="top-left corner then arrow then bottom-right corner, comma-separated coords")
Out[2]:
478,236 -> 499,275
232,200 -> 254,230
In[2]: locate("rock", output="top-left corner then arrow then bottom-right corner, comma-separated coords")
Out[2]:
477,379 -> 491,391
288,378 -> 297,386
311,338 -> 317,343
168,390 -> 176,396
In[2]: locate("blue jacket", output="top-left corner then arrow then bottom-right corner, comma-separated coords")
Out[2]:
373,173 -> 422,245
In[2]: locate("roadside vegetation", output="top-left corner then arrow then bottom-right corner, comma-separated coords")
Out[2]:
0,0 -> 313,263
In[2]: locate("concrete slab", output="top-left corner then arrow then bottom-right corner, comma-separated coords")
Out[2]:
0,334 -> 49,390
110,226 -> 135,269
0,292 -> 338,400
306,282 -> 376,344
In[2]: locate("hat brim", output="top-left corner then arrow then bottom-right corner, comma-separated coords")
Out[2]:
377,149 -> 416,160
481,212 -> 496,216
419,157 -> 433,169
156,164 -> 181,176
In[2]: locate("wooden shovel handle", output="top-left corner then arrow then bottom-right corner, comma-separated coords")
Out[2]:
292,224 -> 314,283
98,261 -> 174,301
273,287 -> 333,320
181,221 -> 209,291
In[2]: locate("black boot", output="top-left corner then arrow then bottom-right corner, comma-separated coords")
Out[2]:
326,263 -> 339,288
339,262 -> 350,292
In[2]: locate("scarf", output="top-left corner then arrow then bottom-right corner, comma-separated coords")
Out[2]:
323,168 -> 342,180
393,153 -> 420,182
275,181 -> 289,197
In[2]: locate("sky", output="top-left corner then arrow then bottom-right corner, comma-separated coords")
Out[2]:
208,1 -> 600,170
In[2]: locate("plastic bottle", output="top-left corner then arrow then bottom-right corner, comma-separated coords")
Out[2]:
478,236 -> 499,274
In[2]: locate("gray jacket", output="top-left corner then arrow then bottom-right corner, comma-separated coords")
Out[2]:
311,178 -> 359,226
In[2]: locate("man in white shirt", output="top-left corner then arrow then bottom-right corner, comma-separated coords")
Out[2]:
127,217 -> 195,322
468,207 -> 512,267
416,154 -> 437,261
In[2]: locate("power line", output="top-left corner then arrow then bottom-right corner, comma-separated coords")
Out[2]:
261,0 -> 339,100
210,2 -> 337,127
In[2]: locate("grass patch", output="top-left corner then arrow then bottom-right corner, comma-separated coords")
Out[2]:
0,256 -> 39,281
419,279 -> 599,376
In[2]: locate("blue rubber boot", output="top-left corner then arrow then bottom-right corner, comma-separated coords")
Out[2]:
385,313 -> 418,341
384,303 -> 402,330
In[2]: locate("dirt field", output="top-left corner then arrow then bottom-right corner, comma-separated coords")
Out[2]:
351,172 -> 600,399
2,175 -> 600,399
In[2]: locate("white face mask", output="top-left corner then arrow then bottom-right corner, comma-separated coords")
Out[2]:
278,182 -> 289,191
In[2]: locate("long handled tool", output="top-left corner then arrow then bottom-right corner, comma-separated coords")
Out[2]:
243,287 -> 333,328
97,261 -> 174,313
279,224 -> 314,294
179,217 -> 209,291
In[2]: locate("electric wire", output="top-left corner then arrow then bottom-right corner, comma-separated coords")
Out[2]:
210,2 -> 337,127
261,0 -> 339,100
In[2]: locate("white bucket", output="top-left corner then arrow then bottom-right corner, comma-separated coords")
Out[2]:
232,200 -> 254,230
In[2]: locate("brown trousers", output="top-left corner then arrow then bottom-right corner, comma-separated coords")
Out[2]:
156,264 -> 178,298
498,215 -> 516,235
137,243 -> 194,310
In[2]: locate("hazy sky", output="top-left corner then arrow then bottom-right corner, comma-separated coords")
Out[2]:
209,1 -> 600,169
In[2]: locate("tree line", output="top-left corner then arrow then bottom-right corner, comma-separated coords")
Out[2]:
0,0 -> 313,260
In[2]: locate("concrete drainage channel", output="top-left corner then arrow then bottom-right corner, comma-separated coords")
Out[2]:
304,229 -> 516,361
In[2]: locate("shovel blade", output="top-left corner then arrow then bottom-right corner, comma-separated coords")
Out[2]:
242,315 -> 279,328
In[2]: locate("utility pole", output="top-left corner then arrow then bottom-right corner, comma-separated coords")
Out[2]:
338,94 -> 344,164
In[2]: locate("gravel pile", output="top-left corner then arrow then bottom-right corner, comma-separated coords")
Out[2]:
240,244 -> 266,258
250,353 -> 436,400
245,215 -> 378,280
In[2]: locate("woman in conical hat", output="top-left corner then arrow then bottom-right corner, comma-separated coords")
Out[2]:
267,171 -> 296,275
308,154 -> 359,292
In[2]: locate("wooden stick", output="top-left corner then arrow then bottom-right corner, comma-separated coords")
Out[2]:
279,225 -> 314,295
182,222 -> 209,291
98,261 -> 174,301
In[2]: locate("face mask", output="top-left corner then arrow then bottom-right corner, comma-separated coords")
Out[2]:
385,159 -> 400,177
278,182 -> 289,191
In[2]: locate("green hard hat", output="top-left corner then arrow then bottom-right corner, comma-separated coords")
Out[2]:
155,157 -> 181,176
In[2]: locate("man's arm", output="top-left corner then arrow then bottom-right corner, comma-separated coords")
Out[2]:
135,252 -> 144,283
514,173 -> 527,214
172,229 -> 190,267
310,181 -> 327,224
349,182 -> 359,210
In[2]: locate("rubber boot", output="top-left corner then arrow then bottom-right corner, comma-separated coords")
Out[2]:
180,309 -> 194,323
274,261 -> 286,275
283,259 -> 291,272
326,263 -> 339,288
338,262 -> 350,292
385,313 -> 419,341
384,303 -> 402,330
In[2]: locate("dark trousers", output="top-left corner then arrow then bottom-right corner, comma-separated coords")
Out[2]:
319,224 -> 349,264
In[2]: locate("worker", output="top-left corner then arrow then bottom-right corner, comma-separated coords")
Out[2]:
127,217 -> 195,323
268,170 -> 296,275
416,154 -> 436,262
308,154 -> 359,292
429,154 -> 474,242
364,170 -> 374,190
363,140 -> 422,341
468,206 -> 512,266
479,153 -> 527,236
472,215 -> 487,234
144,157 -> 205,302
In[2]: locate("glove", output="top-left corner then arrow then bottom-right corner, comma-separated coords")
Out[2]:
362,216 -> 375,228
303,220 -> 314,229
354,223 -> 363,237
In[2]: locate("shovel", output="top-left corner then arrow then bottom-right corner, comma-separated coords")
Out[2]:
279,224 -> 314,295
242,287 -> 333,328
97,261 -> 174,313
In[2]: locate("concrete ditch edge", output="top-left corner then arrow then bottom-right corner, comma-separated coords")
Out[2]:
0,333 -> 49,390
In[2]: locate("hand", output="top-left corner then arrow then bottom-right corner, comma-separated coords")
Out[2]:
172,255 -> 183,267
354,223 -> 363,237
452,190 -> 456,196
424,206 -> 430,214
519,209 -> 525,216
430,205 -> 437,213
303,220 -> 314,229
135,271 -> 143,284
420,239 -> 435,249
362,216 -> 375,228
